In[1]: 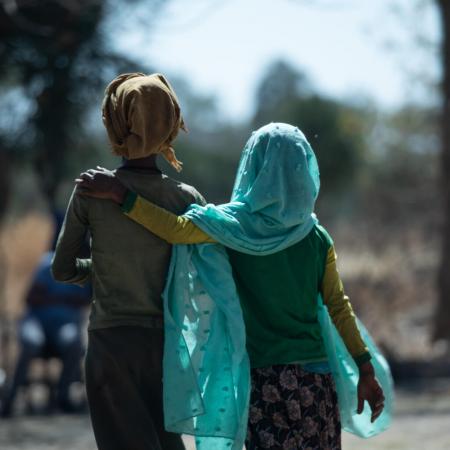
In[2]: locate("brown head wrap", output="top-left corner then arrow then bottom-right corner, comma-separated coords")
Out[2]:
102,72 -> 186,171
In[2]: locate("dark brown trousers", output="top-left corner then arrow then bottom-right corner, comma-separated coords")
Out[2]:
85,326 -> 185,450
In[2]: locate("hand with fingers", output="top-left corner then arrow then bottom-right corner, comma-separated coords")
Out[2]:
75,166 -> 127,204
357,361 -> 385,423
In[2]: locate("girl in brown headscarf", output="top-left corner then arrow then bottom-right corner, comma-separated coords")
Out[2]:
53,72 -> 206,450
102,72 -> 186,171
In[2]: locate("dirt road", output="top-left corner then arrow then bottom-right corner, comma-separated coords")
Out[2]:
1,385 -> 450,450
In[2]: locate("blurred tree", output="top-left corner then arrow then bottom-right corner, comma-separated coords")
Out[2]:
434,0 -> 450,342
253,60 -> 369,200
173,130 -> 244,203
0,0 -> 163,213
0,0 -> 164,375
163,77 -> 254,203
253,60 -> 312,124
361,104 -> 439,238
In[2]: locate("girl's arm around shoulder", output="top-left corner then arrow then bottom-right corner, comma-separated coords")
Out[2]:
122,191 -> 216,245
75,167 -> 215,245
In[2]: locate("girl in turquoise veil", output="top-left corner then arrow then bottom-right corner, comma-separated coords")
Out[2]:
77,123 -> 390,450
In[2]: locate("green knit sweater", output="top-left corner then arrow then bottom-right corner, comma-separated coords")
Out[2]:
52,167 -> 205,330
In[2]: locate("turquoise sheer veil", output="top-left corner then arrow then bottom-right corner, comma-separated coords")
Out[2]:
163,123 -> 393,449
185,123 -> 320,254
163,123 -> 323,449
231,122 -> 320,225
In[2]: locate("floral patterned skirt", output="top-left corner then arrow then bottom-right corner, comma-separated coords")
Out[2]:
246,364 -> 341,450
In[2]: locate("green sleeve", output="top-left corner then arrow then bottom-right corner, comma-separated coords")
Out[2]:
321,245 -> 371,367
51,188 -> 91,286
122,191 -> 216,244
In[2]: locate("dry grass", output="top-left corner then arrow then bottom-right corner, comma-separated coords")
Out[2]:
0,213 -> 53,318
325,219 -> 442,360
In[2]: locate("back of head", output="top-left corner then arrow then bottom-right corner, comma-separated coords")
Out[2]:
231,122 -> 320,228
102,73 -> 185,171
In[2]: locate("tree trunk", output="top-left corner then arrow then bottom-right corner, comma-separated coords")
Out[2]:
434,0 -> 450,341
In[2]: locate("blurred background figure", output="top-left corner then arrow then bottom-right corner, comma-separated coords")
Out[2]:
0,212 -> 91,418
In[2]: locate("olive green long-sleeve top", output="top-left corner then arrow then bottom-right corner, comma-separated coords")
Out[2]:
121,193 -> 370,367
51,168 -> 205,330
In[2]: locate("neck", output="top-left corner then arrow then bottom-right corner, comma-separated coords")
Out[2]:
121,155 -> 159,170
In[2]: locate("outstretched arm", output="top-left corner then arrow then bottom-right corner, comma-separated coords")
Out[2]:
321,246 -> 384,422
122,192 -> 216,244
76,167 -> 215,244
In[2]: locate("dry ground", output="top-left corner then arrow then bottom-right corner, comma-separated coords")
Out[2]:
0,382 -> 450,450
2,383 -> 450,450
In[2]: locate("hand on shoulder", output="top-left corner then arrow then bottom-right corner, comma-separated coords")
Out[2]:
75,166 -> 127,204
